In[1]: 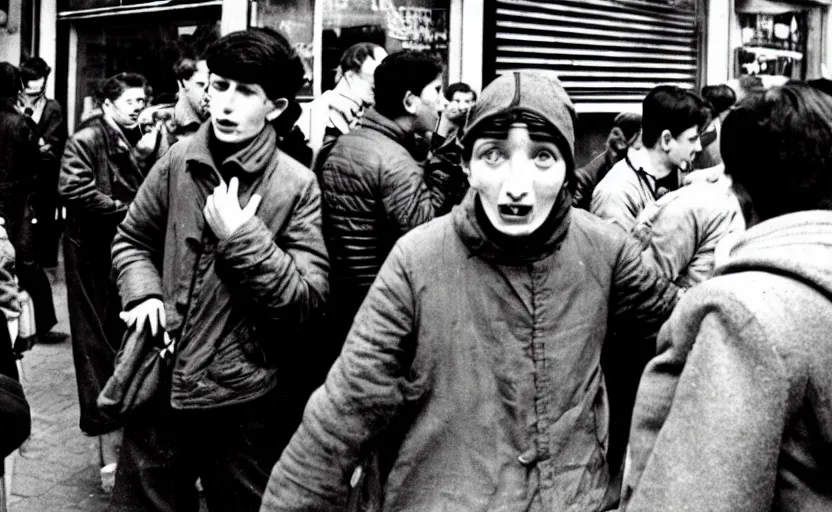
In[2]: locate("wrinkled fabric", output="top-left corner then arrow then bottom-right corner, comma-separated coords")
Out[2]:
632,179 -> 745,289
623,210 -> 832,511
112,122 -> 329,409
60,113 -> 145,435
261,190 -> 678,512
590,153 -> 659,232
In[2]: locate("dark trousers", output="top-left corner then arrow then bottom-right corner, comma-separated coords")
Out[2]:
64,232 -> 124,436
8,202 -> 57,336
109,390 -> 299,512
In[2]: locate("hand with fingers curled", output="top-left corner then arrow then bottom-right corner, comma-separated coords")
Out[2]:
119,298 -> 166,337
203,176 -> 263,240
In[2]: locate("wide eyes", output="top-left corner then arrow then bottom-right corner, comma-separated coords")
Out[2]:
478,146 -> 559,168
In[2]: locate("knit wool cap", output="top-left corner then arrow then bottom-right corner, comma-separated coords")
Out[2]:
461,71 -> 577,174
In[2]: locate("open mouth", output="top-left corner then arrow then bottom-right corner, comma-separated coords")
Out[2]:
215,119 -> 237,132
499,204 -> 533,218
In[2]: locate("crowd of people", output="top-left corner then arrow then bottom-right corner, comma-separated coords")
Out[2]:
0,24 -> 831,512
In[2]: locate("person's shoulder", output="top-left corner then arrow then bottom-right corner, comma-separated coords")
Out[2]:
275,148 -> 317,186
395,214 -> 458,257
571,207 -> 630,248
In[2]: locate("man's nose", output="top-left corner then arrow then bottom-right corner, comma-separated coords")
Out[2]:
694,138 -> 703,152
506,191 -> 528,202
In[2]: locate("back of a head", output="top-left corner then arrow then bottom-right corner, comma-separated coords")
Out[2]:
19,57 -> 51,83
204,28 -> 304,102
339,42 -> 383,75
445,82 -> 476,102
373,51 -> 443,120
701,84 -> 737,117
97,72 -> 148,104
0,62 -> 20,99
641,85 -> 711,148
722,82 -> 832,221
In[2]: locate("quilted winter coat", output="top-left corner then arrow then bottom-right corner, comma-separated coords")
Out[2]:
261,190 -> 678,512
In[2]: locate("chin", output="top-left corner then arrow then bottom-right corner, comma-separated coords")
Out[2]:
212,128 -> 242,143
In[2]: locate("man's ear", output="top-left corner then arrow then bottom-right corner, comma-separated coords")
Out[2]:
659,129 -> 673,152
403,91 -> 418,115
265,98 -> 290,121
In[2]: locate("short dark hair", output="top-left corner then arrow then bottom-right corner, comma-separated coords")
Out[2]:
339,42 -> 383,75
204,28 -> 304,102
173,58 -> 201,82
641,85 -> 711,148
446,82 -> 476,102
722,82 -> 832,221
19,57 -> 51,83
701,84 -> 736,116
0,62 -> 21,99
374,51 -> 443,119
97,72 -> 148,103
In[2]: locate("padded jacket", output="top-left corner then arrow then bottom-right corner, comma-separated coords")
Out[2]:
319,108 -> 465,310
261,190 -> 678,512
111,123 -> 329,409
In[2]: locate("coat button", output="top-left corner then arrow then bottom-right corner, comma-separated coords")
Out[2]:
517,447 -> 539,466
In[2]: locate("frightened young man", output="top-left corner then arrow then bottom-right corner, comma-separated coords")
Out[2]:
109,29 -> 328,511
261,71 -> 678,512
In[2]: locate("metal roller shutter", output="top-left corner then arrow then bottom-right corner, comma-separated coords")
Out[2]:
487,0 -> 702,112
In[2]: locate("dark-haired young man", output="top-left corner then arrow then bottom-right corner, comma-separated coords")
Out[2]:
170,57 -> 210,141
317,50 -> 466,352
442,81 -> 476,129
591,85 -> 711,231
109,29 -> 328,511
18,57 -> 68,269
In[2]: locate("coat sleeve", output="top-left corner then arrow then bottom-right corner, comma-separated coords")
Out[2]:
260,243 -> 421,512
638,198 -> 697,287
111,153 -> 170,309
622,292 -> 789,512
214,177 -> 329,325
610,234 -> 679,341
59,131 -> 123,214
380,151 -> 463,235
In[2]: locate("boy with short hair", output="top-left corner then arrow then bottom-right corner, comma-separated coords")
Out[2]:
109,29 -> 328,511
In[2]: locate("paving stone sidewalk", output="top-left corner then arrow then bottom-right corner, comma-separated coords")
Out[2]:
7,262 -> 110,512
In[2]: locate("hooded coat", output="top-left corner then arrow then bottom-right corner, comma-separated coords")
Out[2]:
622,210 -> 832,511
261,187 -> 678,512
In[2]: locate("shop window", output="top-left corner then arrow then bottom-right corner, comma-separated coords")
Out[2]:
736,11 -> 805,79
73,10 -> 220,123
251,0 -> 450,99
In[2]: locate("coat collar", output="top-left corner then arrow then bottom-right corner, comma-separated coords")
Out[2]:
360,108 -> 422,158
174,94 -> 204,131
185,121 -> 278,178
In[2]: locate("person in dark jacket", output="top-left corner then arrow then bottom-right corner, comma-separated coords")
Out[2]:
0,62 -> 61,349
19,57 -> 68,270
109,29 -> 328,511
319,50 -> 466,354
59,71 -> 152,487
621,83 -> 832,512
261,71 -> 678,512
573,112 -> 642,210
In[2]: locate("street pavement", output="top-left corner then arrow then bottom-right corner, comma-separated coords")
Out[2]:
6,259 -> 110,512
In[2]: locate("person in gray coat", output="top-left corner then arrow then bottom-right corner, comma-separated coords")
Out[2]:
261,71 -> 678,512
622,82 -> 832,511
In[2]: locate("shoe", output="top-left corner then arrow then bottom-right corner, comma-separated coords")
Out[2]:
100,463 -> 117,494
38,331 -> 69,344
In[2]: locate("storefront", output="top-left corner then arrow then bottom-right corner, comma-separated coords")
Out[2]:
55,0 -> 465,132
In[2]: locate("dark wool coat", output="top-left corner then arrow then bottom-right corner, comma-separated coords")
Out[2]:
623,210 -> 832,511
261,190 -> 678,512
111,122 -> 329,409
